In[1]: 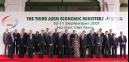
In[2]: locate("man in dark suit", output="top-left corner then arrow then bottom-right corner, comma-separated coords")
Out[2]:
27,30 -> 35,58
13,29 -> 20,54
108,29 -> 114,56
19,28 -> 28,58
87,28 -> 96,58
48,32 -> 54,58
43,28 -> 50,54
52,28 -> 59,55
62,29 -> 70,57
79,30 -> 87,58
3,28 -> 9,55
111,34 -> 118,58
103,31 -> 110,57
7,31 -> 15,58
95,29 -> 104,58
38,30 -> 46,58
118,31 -> 127,58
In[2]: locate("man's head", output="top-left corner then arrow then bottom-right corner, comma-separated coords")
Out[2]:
22,28 -> 25,32
5,28 -> 9,32
120,31 -> 123,36
105,31 -> 108,35
46,28 -> 49,32
73,30 -> 76,34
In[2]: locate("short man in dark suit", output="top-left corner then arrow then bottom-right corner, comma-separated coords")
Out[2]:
118,31 -> 127,58
3,28 -> 9,55
13,29 -> 20,54
111,34 -> 118,58
7,31 -> 15,58
79,30 -> 87,58
87,28 -> 96,58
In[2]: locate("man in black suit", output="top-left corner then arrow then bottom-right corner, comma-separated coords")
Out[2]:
118,31 -> 127,58
7,31 -> 15,58
13,29 -> 20,54
27,30 -> 35,58
43,28 -> 50,54
79,30 -> 87,58
52,28 -> 59,55
19,28 -> 28,58
38,30 -> 46,58
62,29 -> 70,57
87,28 -> 96,58
103,31 -> 110,57
111,34 -> 118,58
95,29 -> 104,58
48,32 -> 54,58
3,28 -> 9,55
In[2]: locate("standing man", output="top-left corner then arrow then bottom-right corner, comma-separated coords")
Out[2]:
43,28 -> 50,54
52,28 -> 59,55
118,31 -> 127,58
62,29 -> 69,57
3,28 -> 9,55
87,28 -> 96,58
27,30 -> 35,58
7,31 -> 15,58
111,34 -> 118,58
48,32 -> 54,58
103,31 -> 110,57
79,30 -> 87,58
19,28 -> 28,58
95,29 -> 104,58
13,29 -> 20,54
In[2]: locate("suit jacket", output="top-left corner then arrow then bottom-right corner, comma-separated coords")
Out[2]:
7,33 -> 15,45
62,33 -> 69,48
103,35 -> 110,46
19,33 -> 28,47
3,32 -> 9,44
95,34 -> 103,46
118,35 -> 127,45
79,34 -> 87,48
52,32 -> 59,47
47,35 -> 54,47
112,37 -> 118,47
108,33 -> 114,46
43,32 -> 49,46
27,34 -> 35,48
13,33 -> 20,46
87,33 -> 96,46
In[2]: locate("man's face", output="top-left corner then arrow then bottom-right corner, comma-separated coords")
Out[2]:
22,28 -> 25,32
65,29 -> 68,33
14,29 -> 17,33
99,28 -> 102,32
120,32 -> 123,35
109,29 -> 112,33
46,28 -> 49,32
6,29 -> 9,32
55,29 -> 57,32
73,30 -> 76,33
105,31 -> 108,35
41,30 -> 44,33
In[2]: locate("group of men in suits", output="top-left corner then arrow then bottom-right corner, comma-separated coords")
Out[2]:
3,28 -> 127,58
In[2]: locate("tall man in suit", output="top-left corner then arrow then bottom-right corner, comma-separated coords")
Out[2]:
111,34 -> 118,58
7,31 -> 15,58
95,29 -> 104,58
3,28 -> 9,55
79,30 -> 87,58
118,31 -> 127,58
52,28 -> 59,55
19,28 -> 28,58
48,32 -> 54,58
87,28 -> 96,58
13,29 -> 20,54
103,31 -> 110,57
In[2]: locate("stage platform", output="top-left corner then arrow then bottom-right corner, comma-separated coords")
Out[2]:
0,55 -> 128,62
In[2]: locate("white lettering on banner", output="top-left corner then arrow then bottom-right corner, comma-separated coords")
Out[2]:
0,12 -> 128,54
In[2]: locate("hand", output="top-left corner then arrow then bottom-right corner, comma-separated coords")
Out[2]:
50,44 -> 53,46
8,45 -> 11,47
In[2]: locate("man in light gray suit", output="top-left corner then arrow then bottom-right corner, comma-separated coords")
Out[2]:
3,28 -> 9,54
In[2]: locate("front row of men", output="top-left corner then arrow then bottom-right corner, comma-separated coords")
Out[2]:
3,28 -> 127,58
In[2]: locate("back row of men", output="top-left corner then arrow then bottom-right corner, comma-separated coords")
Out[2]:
3,28 -> 127,58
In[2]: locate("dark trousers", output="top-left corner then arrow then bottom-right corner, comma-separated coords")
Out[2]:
120,45 -> 126,58
95,45 -> 102,58
88,46 -> 94,58
103,45 -> 110,57
64,47 -> 71,57
8,45 -> 14,58
15,46 -> 19,54
112,46 -> 117,58
4,44 -> 8,55
28,48 -> 33,58
18,46 -> 24,58
48,46 -> 54,58
58,46 -> 64,58
38,46 -> 45,58
80,47 -> 86,58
